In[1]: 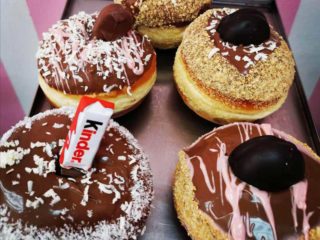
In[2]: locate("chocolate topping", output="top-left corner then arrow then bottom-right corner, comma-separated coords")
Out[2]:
0,108 -> 153,239
184,123 -> 320,239
37,11 -> 155,95
55,162 -> 85,178
217,8 -> 270,46
206,9 -> 281,74
229,135 -> 305,192
93,4 -> 135,42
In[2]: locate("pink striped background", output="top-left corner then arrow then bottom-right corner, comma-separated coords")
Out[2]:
26,0 -> 68,39
0,61 -> 24,133
0,0 -> 67,134
276,0 -> 301,35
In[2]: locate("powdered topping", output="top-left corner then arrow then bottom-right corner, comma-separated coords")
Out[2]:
0,148 -> 31,169
26,197 -> 44,209
184,122 -> 320,239
36,11 -> 155,95
206,9 -> 281,75
117,0 -> 212,27
43,189 -> 61,206
0,107 -> 153,239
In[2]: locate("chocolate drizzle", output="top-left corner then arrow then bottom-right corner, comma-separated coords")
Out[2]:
36,12 -> 155,95
206,9 -> 281,75
0,108 -> 153,239
184,123 -> 320,239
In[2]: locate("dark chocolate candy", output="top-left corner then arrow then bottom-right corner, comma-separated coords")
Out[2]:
55,158 -> 85,178
93,4 -> 134,41
228,135 -> 305,192
217,8 -> 270,46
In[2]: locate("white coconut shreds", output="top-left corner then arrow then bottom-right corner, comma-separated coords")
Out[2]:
0,107 -> 154,239
36,11 -> 153,95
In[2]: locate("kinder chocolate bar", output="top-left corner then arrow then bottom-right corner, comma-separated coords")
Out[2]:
59,97 -> 114,171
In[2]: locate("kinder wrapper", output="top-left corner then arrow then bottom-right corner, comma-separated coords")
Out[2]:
59,97 -> 114,171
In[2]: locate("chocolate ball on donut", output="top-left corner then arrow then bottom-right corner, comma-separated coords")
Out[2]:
93,4 -> 134,41
173,8 -> 295,124
229,135 -> 305,192
37,6 -> 157,117
174,122 -> 320,240
217,8 -> 270,46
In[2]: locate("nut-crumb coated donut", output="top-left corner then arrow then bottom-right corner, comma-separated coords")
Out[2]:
173,9 -> 295,124
0,107 -> 154,239
37,11 -> 157,116
173,122 -> 320,240
115,0 -> 212,49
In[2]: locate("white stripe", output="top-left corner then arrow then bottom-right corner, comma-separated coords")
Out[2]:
0,0 -> 39,113
288,0 -> 320,98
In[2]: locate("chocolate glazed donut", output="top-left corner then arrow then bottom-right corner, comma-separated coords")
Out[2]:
37,4 -> 157,116
0,107 -> 154,239
174,122 -> 320,240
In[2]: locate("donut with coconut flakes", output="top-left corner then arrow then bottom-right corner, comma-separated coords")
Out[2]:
0,107 -> 153,239
37,4 -> 157,117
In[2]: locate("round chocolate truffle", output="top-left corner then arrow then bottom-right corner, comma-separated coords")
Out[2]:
229,135 -> 305,192
93,4 -> 134,41
217,8 -> 270,46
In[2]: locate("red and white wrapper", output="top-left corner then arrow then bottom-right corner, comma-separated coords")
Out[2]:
59,96 -> 114,171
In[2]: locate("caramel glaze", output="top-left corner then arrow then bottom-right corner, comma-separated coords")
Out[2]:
37,12 -> 155,95
184,123 -> 320,239
207,9 -> 281,74
0,110 -> 152,236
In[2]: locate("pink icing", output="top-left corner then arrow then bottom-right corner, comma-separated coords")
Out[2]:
216,142 -> 246,240
186,156 -> 216,194
245,212 -> 254,238
291,180 -> 312,240
184,122 -> 319,239
249,186 -> 277,240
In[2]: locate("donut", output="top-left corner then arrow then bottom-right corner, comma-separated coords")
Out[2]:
0,107 -> 153,239
173,122 -> 320,240
36,4 -> 157,117
115,0 -> 212,49
173,8 -> 295,124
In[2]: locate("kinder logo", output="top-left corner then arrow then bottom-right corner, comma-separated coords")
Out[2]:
72,120 -> 103,163
59,96 -> 114,170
